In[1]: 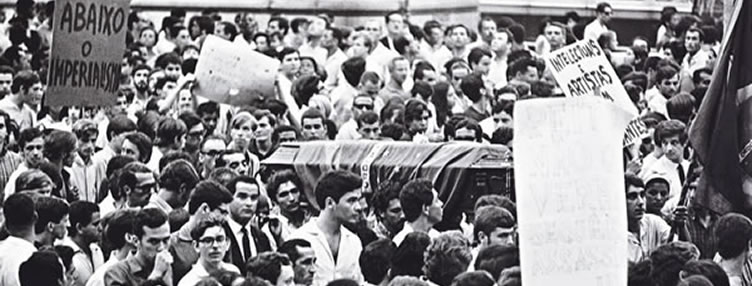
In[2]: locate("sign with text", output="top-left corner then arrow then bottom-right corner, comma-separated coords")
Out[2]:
46,0 -> 130,106
545,39 -> 638,116
194,35 -> 279,106
623,119 -> 649,147
514,97 -> 631,286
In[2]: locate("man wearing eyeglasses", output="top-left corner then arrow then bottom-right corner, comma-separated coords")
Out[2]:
178,218 -> 239,286
584,2 -> 612,40
199,135 -> 227,179
336,94 -> 374,141
118,162 -> 158,209
105,208 -> 174,286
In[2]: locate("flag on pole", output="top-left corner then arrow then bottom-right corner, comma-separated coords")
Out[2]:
689,0 -> 752,214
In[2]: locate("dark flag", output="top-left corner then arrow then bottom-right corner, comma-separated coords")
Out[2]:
689,0 -> 752,214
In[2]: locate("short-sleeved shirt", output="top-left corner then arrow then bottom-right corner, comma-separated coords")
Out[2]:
290,218 -> 364,286
627,214 -> 671,263
0,97 -> 36,130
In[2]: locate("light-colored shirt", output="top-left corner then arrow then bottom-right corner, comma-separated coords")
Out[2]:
392,222 -> 441,246
227,218 -> 259,260
177,262 -> 239,286
68,155 -> 105,203
86,252 -> 130,286
4,163 -> 29,201
682,50 -> 712,75
0,236 -> 37,286
627,214 -> 671,263
335,119 -> 360,141
290,218 -> 364,286
644,86 -> 669,119
0,151 -> 22,201
0,97 -> 36,130
488,57 -> 509,89
61,236 -> 106,286
147,147 -> 163,173
419,40 -> 453,72
299,42 -> 328,68
584,20 -> 609,40
146,193 -> 174,215
324,49 -> 348,90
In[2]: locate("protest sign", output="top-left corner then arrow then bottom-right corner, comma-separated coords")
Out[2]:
545,39 -> 638,116
623,118 -> 649,147
46,0 -> 130,106
514,97 -> 631,286
193,35 -> 280,106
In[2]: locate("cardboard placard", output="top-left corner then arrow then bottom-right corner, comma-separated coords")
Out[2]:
193,35 -> 279,106
46,0 -> 130,106
623,118 -> 649,147
514,97 -> 631,286
545,39 -> 638,116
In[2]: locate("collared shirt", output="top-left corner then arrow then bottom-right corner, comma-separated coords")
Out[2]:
226,218 -> 258,260
335,119 -> 361,141
147,147 -> 163,173
178,262 -> 239,286
61,236 -> 106,286
419,40 -> 453,73
488,57 -> 508,89
644,87 -> 668,119
641,156 -> 691,210
69,154 -> 105,203
4,163 -> 29,201
299,42 -> 328,68
377,84 -> 409,105
87,252 -> 131,286
290,218 -> 364,286
0,236 -> 37,286
105,254 -> 172,286
627,214 -> 671,263
99,194 -> 121,218
392,222 -> 441,246
584,20 -> 608,40
262,212 -> 306,248
367,43 -> 399,79
682,49 -> 712,75
324,49 -> 348,90
0,151 -> 22,202
0,97 -> 36,130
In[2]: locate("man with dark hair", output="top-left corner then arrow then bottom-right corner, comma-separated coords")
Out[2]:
453,119 -> 483,142
224,175 -> 272,274
331,57 -> 368,127
643,174 -> 671,218
472,17 -> 497,50
273,125 -> 300,144
301,108 -> 328,141
44,130 -> 79,202
446,24 -> 471,60
149,117 -> 187,171
336,94 -> 375,141
645,65 -> 679,117
265,170 -> 308,243
121,132 -> 153,164
625,174 -> 671,263
198,135 -> 226,179
372,179 -> 405,240
474,245 -> 519,281
507,57 -> 539,86
197,102 -> 220,136
0,193 -> 38,285
246,252 -> 295,285
86,209 -> 139,286
0,70 -> 41,129
105,208 -> 173,285
714,213 -> 752,284
249,110 -> 278,160
291,170 -> 365,285
70,119 -> 104,203
179,111 -> 205,166
403,100 -> 431,141
170,180 -> 233,283
156,52 -> 184,80
393,179 -> 443,245
93,116 -> 137,183
0,65 -> 15,99
470,206 -> 516,270
278,239 -> 316,286
268,16 -> 290,37
19,250 -> 65,286
356,111 -> 380,140
380,11 -> 405,51
585,2 -> 612,40
489,30 -> 512,88
33,196 -> 70,248
178,218 -> 240,286
692,67 -> 712,90
467,47 -> 493,77
640,119 -> 689,214
117,162 -> 157,209
460,74 -> 490,122
359,239 -> 397,286
322,26 -> 347,90
4,127 -> 45,199
682,27 -> 711,76
420,20 -> 452,72
148,159 -> 199,214
62,201 -> 104,286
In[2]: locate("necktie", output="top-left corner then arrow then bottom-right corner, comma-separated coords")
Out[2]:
677,164 -> 686,186
241,227 -> 252,262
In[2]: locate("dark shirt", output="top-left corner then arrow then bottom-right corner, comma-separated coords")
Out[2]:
464,106 -> 489,123
687,211 -> 718,259
169,230 -> 198,283
104,255 -> 171,286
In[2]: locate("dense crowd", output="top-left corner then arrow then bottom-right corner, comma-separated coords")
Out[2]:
0,0 -> 738,285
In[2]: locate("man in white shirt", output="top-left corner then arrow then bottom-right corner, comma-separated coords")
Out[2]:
336,95 -> 375,141
322,26 -> 348,91
62,201 -> 105,286
420,20 -> 453,72
446,24 -> 471,60
364,20 -> 399,79
0,71 -> 40,130
469,17 -> 497,51
488,29 -> 512,89
5,127 -> 45,200
263,170 -> 311,244
70,119 -> 105,203
584,2 -> 612,40
290,170 -> 366,286
681,27 -> 712,88
379,11 -> 405,51
86,209 -> 138,286
178,218 -> 240,286
0,193 -> 38,286
645,66 -> 679,118
224,176 -> 273,275
640,120 -> 690,217
393,179 -> 444,246
625,174 -> 671,263
298,16 -> 328,67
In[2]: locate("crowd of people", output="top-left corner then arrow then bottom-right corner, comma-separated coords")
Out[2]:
0,0 -> 738,285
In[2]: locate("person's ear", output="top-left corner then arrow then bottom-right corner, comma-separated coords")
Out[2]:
46,221 -> 55,233
325,197 -> 336,209
125,232 -> 138,245
422,204 -> 430,215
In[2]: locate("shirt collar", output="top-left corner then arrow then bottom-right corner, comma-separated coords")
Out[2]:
226,217 -> 251,235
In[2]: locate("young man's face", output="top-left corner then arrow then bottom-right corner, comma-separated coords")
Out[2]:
480,20 -> 497,43
277,265 -> 296,286
121,139 -> 142,162
281,52 -> 301,77
293,246 -> 316,286
267,20 -> 281,35
332,189 -> 364,225
426,27 -> 443,46
185,123 -> 205,152
223,153 -> 249,175
481,226 -> 516,247
79,211 -> 102,243
229,181 -> 260,223
200,112 -> 219,133
598,7 -> 613,23
126,172 -> 156,207
195,225 -> 230,265
175,29 -> 191,48
77,130 -> 98,160
23,137 -> 45,166
450,27 -> 469,48
364,21 -> 382,43
165,64 -> 182,80
473,55 -> 492,76
276,181 -> 301,214
494,110 -> 513,129
645,180 -> 669,214
519,66 -> 539,83
408,110 -> 430,134
24,82 -> 44,106
626,184 -> 646,222
255,36 -> 270,52
491,32 -> 510,54
52,214 -> 70,240
658,74 -> 680,98
308,17 -> 327,38
427,189 -> 444,224
254,116 -> 275,142
685,31 -> 701,53
386,14 -> 404,36
358,122 -> 380,140
696,71 -> 712,90
138,222 -> 171,260
381,198 -> 405,232
544,25 -> 565,48
0,72 -> 11,97
301,117 -> 327,141
660,134 -> 684,163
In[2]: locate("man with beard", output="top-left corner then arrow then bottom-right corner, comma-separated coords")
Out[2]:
265,170 -> 310,244
178,111 -> 205,166
63,201 -> 104,286
178,218 -> 240,286
70,119 -> 105,203
371,179 -> 405,240
0,70 -> 42,130
44,130 -> 80,202
4,128 -> 45,199
224,176 -> 272,274
130,64 -> 152,118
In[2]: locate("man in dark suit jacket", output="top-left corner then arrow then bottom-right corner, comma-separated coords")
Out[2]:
381,11 -> 406,51
223,176 -> 273,274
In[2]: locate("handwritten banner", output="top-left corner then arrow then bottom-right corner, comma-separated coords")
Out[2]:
194,35 -> 280,106
46,0 -> 130,106
514,97 -> 631,286
623,119 -> 649,147
545,39 -> 638,116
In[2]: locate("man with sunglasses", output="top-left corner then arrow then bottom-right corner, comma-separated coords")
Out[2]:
105,208 -> 174,286
117,162 -> 158,209
336,94 -> 375,141
177,218 -> 239,286
70,119 -> 106,203
198,135 -> 227,179
584,2 -> 612,40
